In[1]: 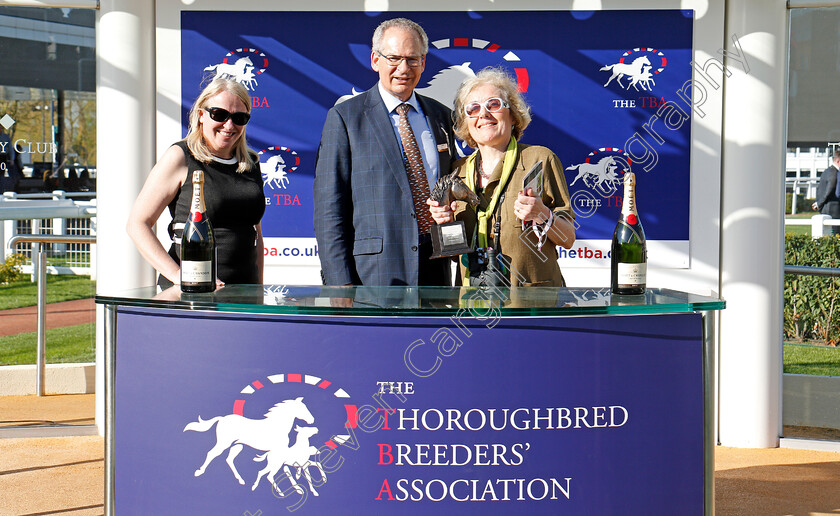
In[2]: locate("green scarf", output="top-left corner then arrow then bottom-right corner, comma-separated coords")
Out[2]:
464,137 -> 519,249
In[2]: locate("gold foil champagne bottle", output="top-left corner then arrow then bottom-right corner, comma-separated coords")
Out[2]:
610,172 -> 646,295
180,170 -> 216,293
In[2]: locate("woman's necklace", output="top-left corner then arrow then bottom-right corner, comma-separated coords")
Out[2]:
477,160 -> 491,179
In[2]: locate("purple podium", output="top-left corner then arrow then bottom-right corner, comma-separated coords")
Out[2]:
96,285 -> 723,515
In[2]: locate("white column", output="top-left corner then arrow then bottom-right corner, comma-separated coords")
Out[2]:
719,0 -> 787,448
94,0 -> 156,435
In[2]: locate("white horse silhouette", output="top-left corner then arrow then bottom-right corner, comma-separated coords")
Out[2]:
334,62 -> 475,107
251,424 -> 326,497
240,66 -> 259,91
260,155 -> 289,189
204,57 -> 258,89
415,62 -> 476,107
184,397 -> 314,486
567,156 -> 620,189
628,65 -> 656,91
600,56 -> 652,89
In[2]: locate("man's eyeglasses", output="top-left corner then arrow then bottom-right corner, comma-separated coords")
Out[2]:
463,97 -> 509,117
203,107 -> 251,126
376,51 -> 424,68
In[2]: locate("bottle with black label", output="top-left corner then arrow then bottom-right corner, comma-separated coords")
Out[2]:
180,170 -> 216,293
610,171 -> 646,295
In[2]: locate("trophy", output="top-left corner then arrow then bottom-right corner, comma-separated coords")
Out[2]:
429,173 -> 480,259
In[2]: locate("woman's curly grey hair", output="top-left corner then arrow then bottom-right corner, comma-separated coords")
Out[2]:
453,67 -> 532,149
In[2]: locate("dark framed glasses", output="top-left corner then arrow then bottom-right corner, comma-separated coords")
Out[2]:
203,107 -> 251,126
376,51 -> 424,68
463,97 -> 509,117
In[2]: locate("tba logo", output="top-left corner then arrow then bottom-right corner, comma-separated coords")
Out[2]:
258,146 -> 300,190
204,47 -> 269,91
600,47 -> 668,92
184,373 -> 356,498
565,148 -> 632,197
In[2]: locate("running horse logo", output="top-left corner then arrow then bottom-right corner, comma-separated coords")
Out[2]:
260,154 -> 290,189
184,396 -> 315,486
204,56 -> 259,91
600,55 -> 652,90
566,156 -> 620,190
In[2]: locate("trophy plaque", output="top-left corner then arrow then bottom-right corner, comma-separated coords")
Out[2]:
430,221 -> 473,258
429,173 -> 480,259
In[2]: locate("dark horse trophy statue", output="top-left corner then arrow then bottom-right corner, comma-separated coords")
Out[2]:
429,173 -> 480,259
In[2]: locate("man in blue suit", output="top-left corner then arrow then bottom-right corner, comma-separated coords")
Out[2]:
314,18 -> 458,286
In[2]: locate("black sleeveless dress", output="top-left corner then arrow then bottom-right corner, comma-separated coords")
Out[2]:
159,141 -> 265,288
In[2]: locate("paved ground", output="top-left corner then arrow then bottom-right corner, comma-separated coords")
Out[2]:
2,300 -> 840,514
716,446 -> 840,516
0,393 -> 94,428
0,433 -> 103,516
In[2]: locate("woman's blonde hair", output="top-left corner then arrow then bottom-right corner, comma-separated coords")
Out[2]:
185,78 -> 256,173
453,67 -> 532,149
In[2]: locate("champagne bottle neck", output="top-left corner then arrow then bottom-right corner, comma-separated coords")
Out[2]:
621,173 -> 638,220
190,177 -> 206,218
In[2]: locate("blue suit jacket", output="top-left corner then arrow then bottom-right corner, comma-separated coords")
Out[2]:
314,85 -> 457,286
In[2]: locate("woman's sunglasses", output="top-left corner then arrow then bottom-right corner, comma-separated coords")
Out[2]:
463,97 -> 509,117
203,107 -> 251,126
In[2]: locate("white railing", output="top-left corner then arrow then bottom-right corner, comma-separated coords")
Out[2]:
785,214 -> 840,238
7,233 -> 97,397
0,191 -> 97,278
785,146 -> 830,214
786,178 -> 819,215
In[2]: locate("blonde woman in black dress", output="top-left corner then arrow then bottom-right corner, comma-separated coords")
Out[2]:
127,78 -> 265,288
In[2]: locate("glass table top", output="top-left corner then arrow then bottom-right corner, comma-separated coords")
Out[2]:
96,285 -> 724,317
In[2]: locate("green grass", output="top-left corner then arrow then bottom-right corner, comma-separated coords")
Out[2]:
785,212 -> 817,237
784,342 -> 840,376
0,275 -> 95,310
0,323 -> 95,365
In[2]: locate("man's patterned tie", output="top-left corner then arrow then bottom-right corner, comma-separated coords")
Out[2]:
396,103 -> 434,235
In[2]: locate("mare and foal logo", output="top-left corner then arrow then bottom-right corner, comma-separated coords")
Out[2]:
565,148 -> 632,196
258,147 -> 300,190
204,48 -> 268,91
184,374 -> 355,498
600,47 -> 667,91
202,49 -> 301,192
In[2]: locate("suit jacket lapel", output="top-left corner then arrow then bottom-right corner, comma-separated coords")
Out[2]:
365,87 -> 411,195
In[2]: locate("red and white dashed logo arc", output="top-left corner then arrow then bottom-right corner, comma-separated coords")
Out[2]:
431,37 -> 530,92
235,372 -> 357,448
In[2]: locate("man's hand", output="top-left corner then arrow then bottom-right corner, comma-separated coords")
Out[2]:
427,198 -> 457,224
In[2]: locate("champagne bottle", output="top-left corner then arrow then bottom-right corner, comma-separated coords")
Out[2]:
180,170 -> 216,293
610,171 -> 646,295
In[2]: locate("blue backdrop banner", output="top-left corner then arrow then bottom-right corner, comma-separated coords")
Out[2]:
181,10 -> 694,268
